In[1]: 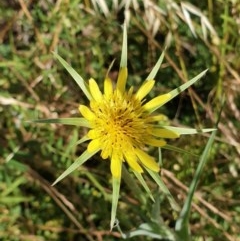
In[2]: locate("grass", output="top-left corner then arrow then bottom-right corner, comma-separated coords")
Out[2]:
1,0 -> 240,240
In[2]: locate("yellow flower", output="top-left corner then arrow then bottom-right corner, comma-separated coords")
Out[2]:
79,67 -> 179,179
35,22 -> 209,230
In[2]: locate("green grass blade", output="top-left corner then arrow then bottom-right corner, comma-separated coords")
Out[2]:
146,169 -> 180,211
111,176 -> 121,231
1,177 -> 26,197
163,126 -> 216,135
53,52 -> 92,100
146,51 -> 165,80
0,196 -> 32,204
52,149 -> 99,186
6,160 -> 28,171
30,118 -> 90,127
175,129 -> 217,240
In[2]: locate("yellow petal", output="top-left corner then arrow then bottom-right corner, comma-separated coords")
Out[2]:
150,128 -> 180,138
104,77 -> 113,98
143,93 -> 171,112
101,148 -> 110,159
101,140 -> 112,159
79,105 -> 95,121
87,138 -> 101,153
147,114 -> 168,122
89,78 -> 103,101
116,67 -> 128,93
87,129 -> 101,139
135,80 -> 155,100
144,137 -> 166,147
124,151 -> 143,173
111,151 -> 122,178
135,148 -> 159,172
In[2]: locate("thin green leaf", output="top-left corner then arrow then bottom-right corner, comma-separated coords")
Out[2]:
163,144 -> 198,157
175,129 -> 217,240
52,149 -> 99,186
146,169 -> 180,211
29,118 -> 90,127
120,22 -> 127,68
111,176 -> 121,231
53,52 -> 92,100
163,126 -> 216,135
132,171 -> 154,202
146,51 -> 165,80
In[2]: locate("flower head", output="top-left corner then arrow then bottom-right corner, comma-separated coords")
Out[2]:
36,22 -> 209,231
79,68 -> 179,178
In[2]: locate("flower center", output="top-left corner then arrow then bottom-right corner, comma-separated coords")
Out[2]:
89,90 -> 150,157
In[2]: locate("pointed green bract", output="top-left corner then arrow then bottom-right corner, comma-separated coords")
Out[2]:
163,144 -> 198,157
168,69 -> 208,100
30,118 -> 90,127
75,136 -> 90,146
52,149 -> 99,186
163,126 -> 216,135
106,59 -> 116,77
53,52 -> 92,100
149,69 -> 208,113
146,168 -> 180,211
146,51 -> 165,80
111,177 -> 121,231
133,171 -> 154,202
120,22 -> 127,68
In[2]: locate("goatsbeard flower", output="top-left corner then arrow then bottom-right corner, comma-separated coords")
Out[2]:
34,22 -> 210,230
79,68 -> 179,179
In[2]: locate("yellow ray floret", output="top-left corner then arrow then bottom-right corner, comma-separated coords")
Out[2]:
111,151 -> 122,178
135,148 -> 160,172
124,149 -> 143,173
89,78 -> 103,101
88,138 -> 101,152
143,93 -> 171,112
79,105 -> 96,121
104,77 -> 113,98
135,80 -> 155,101
150,128 -> 180,138
116,67 -> 128,93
